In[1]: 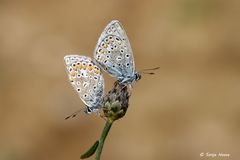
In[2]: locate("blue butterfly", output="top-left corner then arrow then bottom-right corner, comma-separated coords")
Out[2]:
94,20 -> 141,85
64,55 -> 104,116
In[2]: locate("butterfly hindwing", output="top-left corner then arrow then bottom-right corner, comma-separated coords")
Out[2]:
64,55 -> 104,112
94,20 -> 135,81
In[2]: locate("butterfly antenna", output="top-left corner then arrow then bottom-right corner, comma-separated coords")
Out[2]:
140,71 -> 155,75
139,66 -> 160,75
141,67 -> 160,71
65,109 -> 83,120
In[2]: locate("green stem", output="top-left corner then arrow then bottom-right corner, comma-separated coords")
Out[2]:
95,119 -> 113,160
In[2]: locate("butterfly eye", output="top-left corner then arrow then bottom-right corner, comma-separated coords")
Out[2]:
77,88 -> 81,92
104,60 -> 108,64
87,107 -> 92,113
77,74 -> 81,78
84,94 -> 88,98
112,65 -> 116,68
125,54 -> 130,58
109,36 -> 113,40
106,55 -> 110,58
120,49 -> 124,53
126,63 -> 130,67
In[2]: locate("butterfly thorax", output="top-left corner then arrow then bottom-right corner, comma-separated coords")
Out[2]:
119,72 -> 141,84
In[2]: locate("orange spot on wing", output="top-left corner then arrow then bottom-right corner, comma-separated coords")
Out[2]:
94,70 -> 100,74
77,63 -> 82,69
73,66 -> 77,71
70,71 -> 76,76
88,66 -> 93,71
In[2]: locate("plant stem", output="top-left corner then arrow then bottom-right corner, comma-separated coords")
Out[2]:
95,119 -> 113,160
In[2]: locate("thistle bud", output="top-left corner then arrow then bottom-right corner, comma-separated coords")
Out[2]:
103,81 -> 130,121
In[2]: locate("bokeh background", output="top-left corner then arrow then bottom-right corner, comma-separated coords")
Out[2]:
0,0 -> 240,160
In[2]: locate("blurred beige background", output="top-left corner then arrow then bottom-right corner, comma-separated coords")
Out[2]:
0,0 -> 240,160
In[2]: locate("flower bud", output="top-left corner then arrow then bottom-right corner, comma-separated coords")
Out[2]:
103,81 -> 130,121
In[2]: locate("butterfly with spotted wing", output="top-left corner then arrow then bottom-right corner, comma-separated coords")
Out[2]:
94,20 -> 141,85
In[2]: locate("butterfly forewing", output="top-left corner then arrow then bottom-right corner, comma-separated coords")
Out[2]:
64,55 -> 104,112
94,20 -> 135,80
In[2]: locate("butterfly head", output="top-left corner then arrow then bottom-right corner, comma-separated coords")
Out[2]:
84,106 -> 101,115
84,106 -> 92,114
134,72 -> 141,81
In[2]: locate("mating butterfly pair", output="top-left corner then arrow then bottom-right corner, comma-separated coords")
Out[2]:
64,20 -> 141,114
